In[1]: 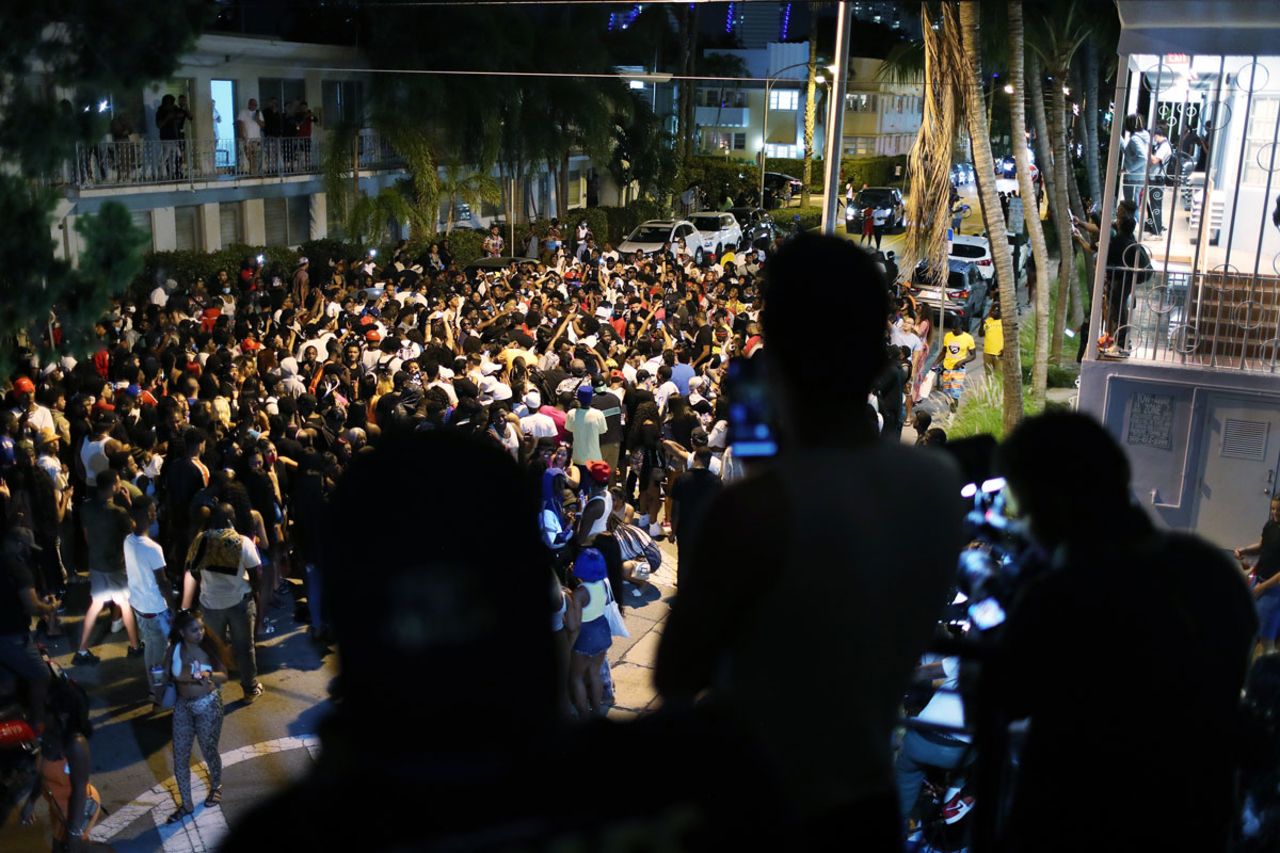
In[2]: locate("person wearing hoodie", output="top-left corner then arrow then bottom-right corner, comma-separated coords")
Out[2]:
1121,113 -> 1151,207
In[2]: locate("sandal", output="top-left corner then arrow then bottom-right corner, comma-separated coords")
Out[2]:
204,787 -> 223,807
166,806 -> 193,824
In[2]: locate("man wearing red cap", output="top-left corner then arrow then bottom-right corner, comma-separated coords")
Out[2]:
10,377 -> 54,438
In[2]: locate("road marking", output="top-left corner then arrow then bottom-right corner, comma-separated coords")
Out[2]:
89,734 -> 319,850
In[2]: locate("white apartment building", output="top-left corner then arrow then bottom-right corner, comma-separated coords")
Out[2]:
50,33 -> 406,263
695,42 -> 922,164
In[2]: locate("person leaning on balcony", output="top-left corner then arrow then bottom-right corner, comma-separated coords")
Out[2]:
236,99 -> 263,173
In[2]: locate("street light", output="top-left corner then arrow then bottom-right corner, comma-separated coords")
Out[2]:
1003,83 -> 1015,94
761,59 -> 821,206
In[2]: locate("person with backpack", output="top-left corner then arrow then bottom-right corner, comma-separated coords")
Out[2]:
19,659 -> 110,851
162,609 -> 231,824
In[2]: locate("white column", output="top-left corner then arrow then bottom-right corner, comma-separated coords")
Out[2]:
821,1 -> 853,234
152,207 -> 178,251
310,193 -> 327,239
243,198 -> 266,245
200,203 -> 221,251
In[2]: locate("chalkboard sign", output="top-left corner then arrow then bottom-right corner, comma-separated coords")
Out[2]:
1008,197 -> 1025,238
1126,393 -> 1175,450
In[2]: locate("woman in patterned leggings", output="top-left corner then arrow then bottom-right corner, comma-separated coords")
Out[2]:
164,610 -> 230,824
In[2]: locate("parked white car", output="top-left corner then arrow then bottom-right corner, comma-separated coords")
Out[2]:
617,219 -> 703,262
950,232 -> 1027,283
688,212 -> 744,258
949,233 -> 995,281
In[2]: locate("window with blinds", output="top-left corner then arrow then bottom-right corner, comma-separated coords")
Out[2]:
264,195 -> 311,246
174,206 -> 200,251
288,195 -> 311,244
264,197 -> 288,246
219,203 -> 242,247
130,209 -> 154,251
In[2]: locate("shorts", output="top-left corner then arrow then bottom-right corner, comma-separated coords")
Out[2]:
572,616 -> 611,657
0,632 -> 49,685
1257,586 -> 1280,640
89,570 -> 130,604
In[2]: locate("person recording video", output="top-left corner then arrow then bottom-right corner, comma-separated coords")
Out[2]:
990,412 -> 1255,851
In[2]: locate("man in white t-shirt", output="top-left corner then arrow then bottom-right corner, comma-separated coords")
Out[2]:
181,504 -> 264,702
235,98 -> 263,173
123,496 -> 177,692
519,391 -> 558,439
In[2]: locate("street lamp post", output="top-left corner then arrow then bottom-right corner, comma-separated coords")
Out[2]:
760,60 -> 816,208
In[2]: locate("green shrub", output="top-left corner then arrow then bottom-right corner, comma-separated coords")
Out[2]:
299,238 -> 361,268
442,229 -> 485,265
839,154 -> 908,189
579,208 -> 611,247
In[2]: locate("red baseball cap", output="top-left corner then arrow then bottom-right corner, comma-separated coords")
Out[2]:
13,377 -> 35,394
586,460 -> 612,484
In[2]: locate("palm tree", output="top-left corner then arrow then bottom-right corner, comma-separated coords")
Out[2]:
1008,3 -> 1053,401
610,96 -> 677,205
957,0 -> 1023,431
439,161 -> 502,234
1028,0 -> 1091,364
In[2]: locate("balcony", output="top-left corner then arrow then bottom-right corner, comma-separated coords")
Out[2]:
695,106 -> 750,129
56,129 -> 402,191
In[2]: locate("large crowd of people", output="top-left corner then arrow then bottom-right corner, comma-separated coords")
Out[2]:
0,208 -> 1271,851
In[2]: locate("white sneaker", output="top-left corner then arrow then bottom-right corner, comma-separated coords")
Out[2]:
649,523 -> 663,538
110,619 -> 123,634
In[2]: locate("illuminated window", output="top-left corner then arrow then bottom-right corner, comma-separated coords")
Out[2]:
769,89 -> 799,110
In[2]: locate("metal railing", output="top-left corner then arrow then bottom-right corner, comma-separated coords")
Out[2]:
1099,261 -> 1280,372
61,129 -> 401,189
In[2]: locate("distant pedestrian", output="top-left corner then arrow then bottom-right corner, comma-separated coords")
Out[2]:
861,205 -> 874,245
872,206 -> 889,250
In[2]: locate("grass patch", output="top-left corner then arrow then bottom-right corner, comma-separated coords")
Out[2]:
1016,253 -> 1083,390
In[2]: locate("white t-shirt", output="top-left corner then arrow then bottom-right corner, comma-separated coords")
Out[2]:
123,533 -> 169,615
150,285 -> 170,307
916,656 -> 970,743
520,411 -> 558,438
237,108 -> 262,140
195,533 -> 261,611
13,404 -> 55,435
654,380 -> 680,413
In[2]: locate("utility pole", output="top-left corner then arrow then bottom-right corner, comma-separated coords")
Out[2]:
821,2 -> 853,235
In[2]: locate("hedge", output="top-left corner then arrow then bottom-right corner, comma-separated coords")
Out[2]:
758,154 -> 908,191
131,202 -> 671,291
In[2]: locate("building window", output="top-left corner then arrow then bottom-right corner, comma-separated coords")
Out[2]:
568,169 -> 583,207
322,80 -> 364,124
765,143 -> 801,158
219,203 -> 242,246
1243,96 -> 1280,186
258,78 -> 306,116
174,205 -> 200,251
130,209 -> 154,252
705,132 -> 747,152
769,89 -> 799,111
846,93 -> 878,113
843,136 -> 876,156
264,195 -> 311,246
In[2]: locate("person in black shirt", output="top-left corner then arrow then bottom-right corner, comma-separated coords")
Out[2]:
994,412 -> 1256,851
670,448 -> 722,581
1236,494 -> 1280,653
0,505 -> 59,733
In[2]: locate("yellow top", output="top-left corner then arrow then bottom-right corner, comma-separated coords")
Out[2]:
983,316 -> 1004,356
943,331 -> 976,370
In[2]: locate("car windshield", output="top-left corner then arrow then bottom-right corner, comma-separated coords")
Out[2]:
857,190 -> 896,206
690,216 -> 721,230
950,244 -> 986,258
628,226 -> 671,242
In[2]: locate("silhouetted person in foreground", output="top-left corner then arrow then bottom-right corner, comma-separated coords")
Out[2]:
224,430 -> 781,851
655,234 -> 965,850
992,413 -> 1256,851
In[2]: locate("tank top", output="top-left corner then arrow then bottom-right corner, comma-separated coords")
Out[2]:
584,492 -> 612,541
579,578 -> 608,622
80,437 -> 110,487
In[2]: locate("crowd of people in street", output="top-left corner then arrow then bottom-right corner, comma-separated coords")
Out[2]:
1,196 -> 1274,851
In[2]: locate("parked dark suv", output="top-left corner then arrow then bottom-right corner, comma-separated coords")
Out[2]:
910,259 -> 989,334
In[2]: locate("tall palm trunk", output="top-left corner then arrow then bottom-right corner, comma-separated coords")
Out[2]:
958,1 -> 1023,432
1009,4 -> 1052,401
1029,55 -> 1057,212
802,31 -> 818,207
1047,63 -> 1075,364
1081,40 -> 1102,205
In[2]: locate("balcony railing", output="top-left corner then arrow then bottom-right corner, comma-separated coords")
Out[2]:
60,129 -> 401,189
1100,262 -> 1280,372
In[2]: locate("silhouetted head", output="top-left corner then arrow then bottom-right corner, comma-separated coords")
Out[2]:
762,234 -> 888,440
322,430 -> 554,742
996,412 -> 1132,549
